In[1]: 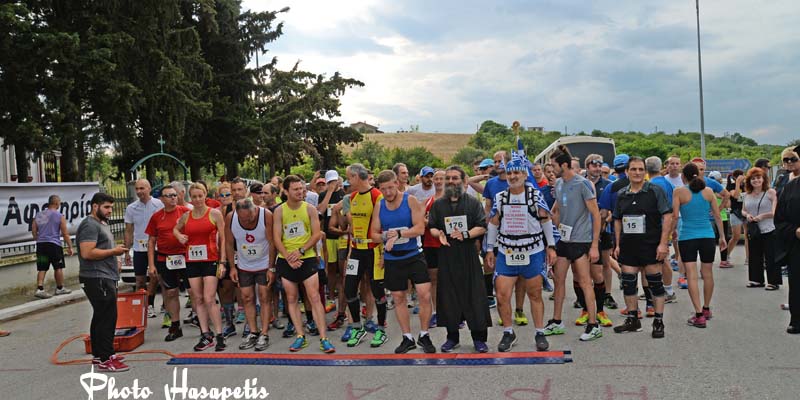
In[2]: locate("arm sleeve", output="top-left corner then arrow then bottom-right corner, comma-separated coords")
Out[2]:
77,221 -> 98,243
581,179 -> 596,201
144,214 -> 157,237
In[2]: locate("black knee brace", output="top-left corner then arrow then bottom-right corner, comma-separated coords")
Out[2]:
646,273 -> 665,297
620,272 -> 638,296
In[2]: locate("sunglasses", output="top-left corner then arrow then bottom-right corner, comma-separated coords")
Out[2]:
219,193 -> 232,197
784,157 -> 799,163
587,160 -> 603,166
162,193 -> 178,198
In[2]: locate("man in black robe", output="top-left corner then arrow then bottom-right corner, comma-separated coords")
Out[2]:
429,166 -> 491,352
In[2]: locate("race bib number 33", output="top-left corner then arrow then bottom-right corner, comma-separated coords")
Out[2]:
444,215 -> 468,234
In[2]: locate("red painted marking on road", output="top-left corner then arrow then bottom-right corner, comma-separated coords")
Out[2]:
504,379 -> 552,400
172,351 -> 567,360
604,385 -> 648,400
345,382 -> 387,400
432,365 -> 501,369
591,364 -> 676,369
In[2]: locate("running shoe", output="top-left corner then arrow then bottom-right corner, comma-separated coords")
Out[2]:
535,332 -> 550,351
572,300 -> 582,309
652,319 -> 665,339
543,320 -> 565,336
320,337 -> 336,353
185,297 -> 192,308
702,308 -> 713,320
370,329 -> 388,348
270,317 -> 285,330
242,323 -> 250,338
395,336 -> 417,354
306,320 -> 320,336
440,339 -> 460,353
184,312 -> 199,328
549,293 -> 554,301
236,310 -> 246,324
346,327 -> 367,347
473,340 -> 489,353
255,334 -> 270,351
327,314 -> 346,331
215,334 -> 226,351
604,294 -> 619,309
239,333 -> 258,350
497,331 -> 517,352
412,305 -> 420,315
340,325 -> 354,342
160,305 -> 166,314
147,305 -> 157,318
574,310 -> 590,326
781,303 -> 790,310
161,313 -> 172,329
497,316 -> 504,325
282,322 -> 296,338
687,315 -> 707,328
613,317 -> 642,333
289,335 -> 308,352
193,333 -> 215,351
670,259 -> 679,271
579,325 -> 603,341
418,334 -> 436,354
458,320 -> 466,329
514,310 -> 528,326
429,313 -> 438,328
364,319 -> 378,333
487,297 -> 497,309
596,311 -> 613,327
92,354 -> 126,364
620,308 -> 643,319
665,292 -> 678,304
325,300 -> 336,313
54,287 -> 72,295
96,358 -> 129,373
678,276 -> 688,289
787,326 -> 800,334
165,326 -> 183,342
222,324 -> 236,339
646,305 -> 655,318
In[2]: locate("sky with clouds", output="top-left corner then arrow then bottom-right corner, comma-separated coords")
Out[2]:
243,0 -> 799,145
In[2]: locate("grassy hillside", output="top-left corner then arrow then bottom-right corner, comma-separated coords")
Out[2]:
340,133 -> 473,162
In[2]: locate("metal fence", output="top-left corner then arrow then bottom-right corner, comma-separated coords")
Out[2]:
100,183 -> 130,242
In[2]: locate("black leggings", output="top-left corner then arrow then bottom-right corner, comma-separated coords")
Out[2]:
714,221 -> 729,262
748,231 -> 781,286
344,249 -> 387,326
81,278 -> 118,362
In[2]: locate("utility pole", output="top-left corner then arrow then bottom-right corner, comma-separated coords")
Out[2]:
696,0 -> 706,159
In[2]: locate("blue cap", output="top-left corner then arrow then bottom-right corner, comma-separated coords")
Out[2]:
343,180 -> 350,187
420,166 -> 435,176
613,154 -> 630,169
478,158 -> 493,168
602,162 -> 609,168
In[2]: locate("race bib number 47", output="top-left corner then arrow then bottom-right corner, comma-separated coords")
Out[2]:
444,215 -> 468,234
284,221 -> 306,240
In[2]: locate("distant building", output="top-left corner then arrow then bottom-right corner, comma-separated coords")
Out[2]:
0,138 -> 59,183
350,121 -> 382,134
527,126 -> 544,132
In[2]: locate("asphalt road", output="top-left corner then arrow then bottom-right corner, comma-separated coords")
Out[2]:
1,247 -> 798,400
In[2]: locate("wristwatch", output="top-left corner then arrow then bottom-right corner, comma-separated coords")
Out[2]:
299,247 -> 306,256
463,230 -> 470,239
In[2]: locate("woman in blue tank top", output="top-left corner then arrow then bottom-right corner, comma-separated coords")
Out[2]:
671,163 -> 727,328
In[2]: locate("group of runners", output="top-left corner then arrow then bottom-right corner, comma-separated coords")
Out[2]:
68,140 -> 800,373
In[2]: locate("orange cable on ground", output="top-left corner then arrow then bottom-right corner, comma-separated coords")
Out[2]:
51,334 -> 176,366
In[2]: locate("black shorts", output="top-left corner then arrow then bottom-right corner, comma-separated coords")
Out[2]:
384,253 -> 430,292
186,262 -> 220,279
555,241 -> 591,262
237,268 -> 268,288
679,238 -> 716,264
36,242 -> 65,271
132,251 -> 148,276
155,260 -> 182,289
348,248 -> 379,282
276,257 -> 318,284
599,231 -> 614,251
618,242 -> 659,267
423,247 -> 439,269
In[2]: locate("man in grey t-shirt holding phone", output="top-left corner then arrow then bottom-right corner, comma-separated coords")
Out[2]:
78,192 -> 129,372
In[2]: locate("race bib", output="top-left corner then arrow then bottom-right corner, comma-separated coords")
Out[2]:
391,227 -> 410,245
166,255 -> 186,270
444,215 -> 468,234
622,215 -> 645,234
135,239 -> 149,252
502,205 -> 528,235
505,249 -> 530,266
240,243 -> 263,260
188,245 -> 208,261
739,192 -> 745,202
558,224 -> 573,241
346,258 -> 359,276
327,204 -> 334,217
284,221 -> 306,240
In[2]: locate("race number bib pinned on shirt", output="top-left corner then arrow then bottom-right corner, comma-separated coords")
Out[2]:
135,239 -> 148,252
327,204 -> 334,217
505,249 -> 530,266
240,244 -> 263,260
346,259 -> 359,276
188,245 -> 208,261
166,255 -> 186,270
284,221 -> 306,240
622,215 -> 645,234
444,215 -> 468,234
558,224 -> 573,242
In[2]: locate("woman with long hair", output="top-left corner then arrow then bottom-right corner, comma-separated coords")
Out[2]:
775,147 -> 800,333
726,169 -> 747,265
742,168 -> 780,290
671,163 -> 726,328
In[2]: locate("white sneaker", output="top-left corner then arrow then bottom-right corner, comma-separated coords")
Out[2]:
35,289 -> 52,299
579,326 -> 603,341
54,287 -> 72,296
147,305 -> 157,318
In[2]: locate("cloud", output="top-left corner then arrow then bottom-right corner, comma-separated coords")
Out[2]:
244,0 -> 800,146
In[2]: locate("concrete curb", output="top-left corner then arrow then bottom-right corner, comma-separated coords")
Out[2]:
0,290 -> 86,322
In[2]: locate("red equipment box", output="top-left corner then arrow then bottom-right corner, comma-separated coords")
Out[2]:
83,290 -> 148,354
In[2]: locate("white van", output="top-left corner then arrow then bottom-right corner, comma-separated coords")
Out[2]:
531,136 -> 616,167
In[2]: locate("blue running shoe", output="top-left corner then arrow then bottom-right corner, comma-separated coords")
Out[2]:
364,319 -> 378,333
305,320 -> 320,336
473,340 -> 489,353
341,325 -> 354,342
282,321 -> 296,338
412,305 -> 419,315
440,339 -> 460,353
289,335 -> 308,352
222,324 -> 237,339
429,313 -> 437,328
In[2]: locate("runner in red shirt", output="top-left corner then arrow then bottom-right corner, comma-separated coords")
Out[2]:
422,169 -> 445,328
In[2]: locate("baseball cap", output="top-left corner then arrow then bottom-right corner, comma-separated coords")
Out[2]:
420,166 -> 435,176
315,178 -> 326,185
478,158 -> 493,168
325,170 -> 339,183
343,180 -> 350,187
708,171 -> 722,180
613,154 -> 630,169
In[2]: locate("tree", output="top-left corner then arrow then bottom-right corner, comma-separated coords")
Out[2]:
350,141 -> 389,171
452,146 -> 486,168
388,147 -> 443,177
